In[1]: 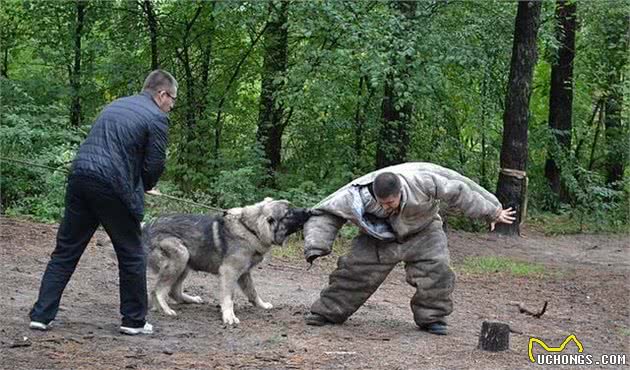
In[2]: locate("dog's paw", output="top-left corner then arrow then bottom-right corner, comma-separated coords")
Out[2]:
255,298 -> 273,310
163,307 -> 177,316
222,311 -> 240,325
188,295 -> 203,304
182,294 -> 203,304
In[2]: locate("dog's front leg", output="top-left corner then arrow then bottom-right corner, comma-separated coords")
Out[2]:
238,272 -> 272,309
218,265 -> 240,325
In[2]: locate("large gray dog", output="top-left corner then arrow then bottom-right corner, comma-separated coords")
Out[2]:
143,198 -> 310,325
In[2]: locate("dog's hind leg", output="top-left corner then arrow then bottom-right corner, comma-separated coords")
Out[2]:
169,268 -> 203,304
238,272 -> 272,309
153,237 -> 189,316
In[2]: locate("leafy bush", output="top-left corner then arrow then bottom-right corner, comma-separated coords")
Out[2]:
560,167 -> 627,233
211,166 -> 266,208
275,180 -> 328,208
1,78 -> 81,222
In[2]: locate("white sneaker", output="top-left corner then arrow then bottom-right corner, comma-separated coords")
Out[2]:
29,321 -> 50,331
119,322 -> 153,335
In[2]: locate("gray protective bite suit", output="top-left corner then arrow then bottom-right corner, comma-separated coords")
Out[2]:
303,162 -> 502,325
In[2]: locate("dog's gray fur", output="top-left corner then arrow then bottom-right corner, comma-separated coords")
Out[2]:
143,198 -> 310,324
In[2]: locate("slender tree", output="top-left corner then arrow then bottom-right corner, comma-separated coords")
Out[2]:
140,0 -> 159,70
176,4 -> 204,135
0,5 -> 28,78
353,75 -> 375,170
544,0 -> 577,205
604,89 -> 626,187
495,1 -> 542,236
256,0 -> 289,183
603,12 -> 629,188
69,0 -> 86,127
375,1 -> 417,169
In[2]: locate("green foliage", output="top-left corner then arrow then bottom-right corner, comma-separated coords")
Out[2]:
212,166 -> 265,208
275,180 -> 327,208
0,0 -> 627,235
529,166 -> 630,234
4,171 -> 68,223
271,232 -> 352,261
1,78 -> 81,222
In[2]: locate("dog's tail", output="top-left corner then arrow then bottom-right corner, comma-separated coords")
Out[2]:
141,219 -> 160,273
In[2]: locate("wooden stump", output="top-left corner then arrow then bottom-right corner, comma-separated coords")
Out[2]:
478,321 -> 510,352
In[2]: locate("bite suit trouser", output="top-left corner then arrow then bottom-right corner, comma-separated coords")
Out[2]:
311,220 -> 455,326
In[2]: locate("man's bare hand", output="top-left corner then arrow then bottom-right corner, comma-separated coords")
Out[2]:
490,207 -> 517,231
146,188 -> 162,196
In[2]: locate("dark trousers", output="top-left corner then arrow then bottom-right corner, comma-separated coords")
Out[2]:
30,175 -> 147,328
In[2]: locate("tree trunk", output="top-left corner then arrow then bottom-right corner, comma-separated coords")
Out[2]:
575,99 -> 601,164
1,47 -> 8,78
256,0 -> 289,184
375,1 -> 416,169
172,5 -> 203,176
354,75 -> 374,170
588,100 -> 604,171
495,1 -> 542,236
604,91 -> 625,186
69,0 -> 86,127
199,1 -> 216,119
181,43 -> 196,133
603,13 -> 629,188
142,0 -> 159,70
479,70 -> 491,190
544,0 -> 576,205
213,21 -> 269,170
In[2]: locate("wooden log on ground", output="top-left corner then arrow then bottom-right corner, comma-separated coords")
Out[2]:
478,321 -> 510,352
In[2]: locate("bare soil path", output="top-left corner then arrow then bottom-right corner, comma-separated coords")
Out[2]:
1,216 -> 628,369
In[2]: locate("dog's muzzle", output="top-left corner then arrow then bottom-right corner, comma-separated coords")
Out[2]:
277,208 -> 312,241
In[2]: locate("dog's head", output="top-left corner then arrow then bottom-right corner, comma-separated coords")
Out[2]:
239,197 -> 311,246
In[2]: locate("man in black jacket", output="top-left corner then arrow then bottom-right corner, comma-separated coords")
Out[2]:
29,70 -> 177,335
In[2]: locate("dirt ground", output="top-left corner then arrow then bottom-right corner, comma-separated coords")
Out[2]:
1,216 -> 628,370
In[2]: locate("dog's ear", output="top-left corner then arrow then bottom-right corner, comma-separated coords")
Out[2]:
263,197 -> 274,203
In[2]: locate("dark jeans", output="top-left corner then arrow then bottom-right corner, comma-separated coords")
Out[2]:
30,175 -> 147,328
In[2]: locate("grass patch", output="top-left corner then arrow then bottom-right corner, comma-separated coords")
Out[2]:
456,256 -> 546,277
619,328 -> 630,337
527,211 -> 630,236
271,236 -> 305,260
271,232 -> 352,261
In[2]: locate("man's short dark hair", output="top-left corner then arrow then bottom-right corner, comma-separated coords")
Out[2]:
373,172 -> 401,199
142,70 -> 178,95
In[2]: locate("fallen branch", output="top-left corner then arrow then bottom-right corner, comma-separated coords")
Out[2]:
509,327 -> 524,335
266,263 -> 304,271
509,300 -> 548,318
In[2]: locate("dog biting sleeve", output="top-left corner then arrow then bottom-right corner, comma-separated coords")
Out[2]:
303,212 -> 346,262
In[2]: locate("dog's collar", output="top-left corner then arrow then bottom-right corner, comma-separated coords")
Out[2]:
227,212 -> 277,253
239,219 -> 274,255
238,218 -> 259,240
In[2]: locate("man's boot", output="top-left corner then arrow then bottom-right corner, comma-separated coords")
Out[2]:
419,322 -> 448,335
305,313 -> 334,326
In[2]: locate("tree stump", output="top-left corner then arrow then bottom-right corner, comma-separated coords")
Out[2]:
478,321 -> 510,352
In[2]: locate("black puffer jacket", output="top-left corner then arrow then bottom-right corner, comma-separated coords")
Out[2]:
71,92 -> 169,220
